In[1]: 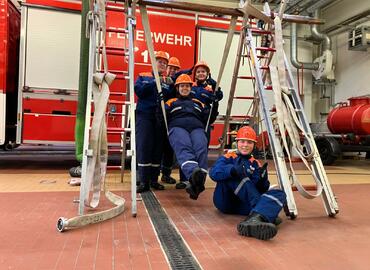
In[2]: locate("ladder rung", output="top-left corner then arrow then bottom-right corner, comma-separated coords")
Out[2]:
234,96 -> 255,100
108,148 -> 123,153
265,85 -> 273,90
242,54 -> 270,59
107,127 -> 131,134
260,66 -> 269,70
251,28 -> 272,35
108,100 -> 131,105
110,92 -> 127,96
97,69 -> 128,76
107,112 -> 126,116
106,5 -> 125,12
106,27 -> 128,34
99,49 -> 128,56
230,115 -> 251,118
107,165 -> 122,170
238,76 -> 255,80
256,47 -> 276,52
105,46 -> 127,52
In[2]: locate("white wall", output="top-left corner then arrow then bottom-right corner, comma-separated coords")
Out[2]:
322,1 -> 370,104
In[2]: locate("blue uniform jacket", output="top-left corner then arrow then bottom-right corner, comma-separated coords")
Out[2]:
209,151 -> 270,193
165,96 -> 209,132
191,79 -> 223,124
134,72 -> 175,113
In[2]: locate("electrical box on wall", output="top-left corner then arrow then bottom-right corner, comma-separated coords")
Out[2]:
348,26 -> 370,51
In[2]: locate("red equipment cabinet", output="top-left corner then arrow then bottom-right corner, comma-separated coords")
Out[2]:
327,96 -> 370,135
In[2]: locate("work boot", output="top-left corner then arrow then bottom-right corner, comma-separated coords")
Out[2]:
69,165 -> 81,178
161,174 -> 176,184
137,183 -> 150,193
175,181 -> 188,189
237,212 -> 278,240
186,169 -> 207,200
191,168 -> 207,195
150,182 -> 165,190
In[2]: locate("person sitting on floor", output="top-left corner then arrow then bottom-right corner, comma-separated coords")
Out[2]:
209,126 -> 287,240
163,74 -> 209,200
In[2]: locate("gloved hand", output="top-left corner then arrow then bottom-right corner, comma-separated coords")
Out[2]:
157,91 -> 164,103
215,88 -> 223,101
206,77 -> 217,89
160,76 -> 174,85
230,164 -> 246,180
260,162 -> 268,181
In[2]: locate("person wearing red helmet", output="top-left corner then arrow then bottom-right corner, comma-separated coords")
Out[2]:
165,74 -> 209,200
209,126 -> 286,240
134,51 -> 175,193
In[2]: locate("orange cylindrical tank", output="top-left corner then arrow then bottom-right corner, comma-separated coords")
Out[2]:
327,96 -> 370,135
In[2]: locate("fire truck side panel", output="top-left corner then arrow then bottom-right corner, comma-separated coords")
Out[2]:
0,0 -> 20,146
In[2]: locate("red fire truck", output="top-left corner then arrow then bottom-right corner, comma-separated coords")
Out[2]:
1,0 -> 251,151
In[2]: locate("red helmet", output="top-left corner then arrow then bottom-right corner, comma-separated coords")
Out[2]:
194,60 -> 210,73
155,51 -> 169,62
175,74 -> 193,86
236,126 -> 257,142
168,57 -> 181,69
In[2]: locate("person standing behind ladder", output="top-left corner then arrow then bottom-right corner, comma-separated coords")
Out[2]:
191,60 -> 223,145
160,57 -> 182,185
209,126 -> 287,240
134,51 -> 174,193
164,74 -> 209,200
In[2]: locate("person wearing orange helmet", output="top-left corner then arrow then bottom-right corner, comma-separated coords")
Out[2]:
165,74 -> 209,199
159,56 -> 183,185
191,60 -> 223,144
134,50 -> 175,193
209,126 -> 286,240
167,57 -> 181,77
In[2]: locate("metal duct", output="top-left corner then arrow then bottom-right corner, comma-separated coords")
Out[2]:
311,10 -> 331,50
290,23 -> 319,70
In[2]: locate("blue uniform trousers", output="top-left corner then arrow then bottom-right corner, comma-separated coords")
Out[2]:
161,134 -> 174,176
213,179 -> 286,223
168,127 -> 208,181
136,111 -> 163,185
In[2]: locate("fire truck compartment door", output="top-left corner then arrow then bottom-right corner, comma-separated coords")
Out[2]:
24,7 -> 81,90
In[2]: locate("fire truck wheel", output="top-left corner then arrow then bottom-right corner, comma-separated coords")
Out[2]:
315,137 -> 340,165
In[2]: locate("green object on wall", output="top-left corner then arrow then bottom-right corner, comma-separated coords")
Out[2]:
75,0 -> 90,162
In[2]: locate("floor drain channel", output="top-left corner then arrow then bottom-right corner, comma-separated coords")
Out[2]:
141,191 -> 201,270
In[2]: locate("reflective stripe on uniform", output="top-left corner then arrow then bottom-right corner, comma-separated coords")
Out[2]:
234,177 -> 250,195
181,160 -> 198,169
138,163 -> 152,167
151,164 -> 160,167
262,194 -> 284,207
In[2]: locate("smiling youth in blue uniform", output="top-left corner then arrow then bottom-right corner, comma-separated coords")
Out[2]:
209,126 -> 287,240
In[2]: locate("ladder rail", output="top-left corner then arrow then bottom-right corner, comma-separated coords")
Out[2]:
283,52 -> 339,215
127,5 -> 137,216
79,11 -> 98,215
245,27 -> 298,217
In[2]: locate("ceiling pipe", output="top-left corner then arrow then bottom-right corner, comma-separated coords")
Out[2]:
290,23 -> 319,70
311,10 -> 331,51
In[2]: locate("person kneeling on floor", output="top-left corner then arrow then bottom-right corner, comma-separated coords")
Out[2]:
209,126 -> 286,240
164,74 -> 209,200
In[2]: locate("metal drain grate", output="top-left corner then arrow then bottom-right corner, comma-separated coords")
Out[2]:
141,191 -> 201,270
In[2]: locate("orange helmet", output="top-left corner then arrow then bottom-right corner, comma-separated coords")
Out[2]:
175,74 -> 193,86
155,51 -> 169,62
236,126 -> 257,142
168,57 -> 181,69
194,60 -> 210,73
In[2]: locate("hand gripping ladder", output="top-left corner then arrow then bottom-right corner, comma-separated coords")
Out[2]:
220,3 -> 338,218
57,0 -> 137,232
